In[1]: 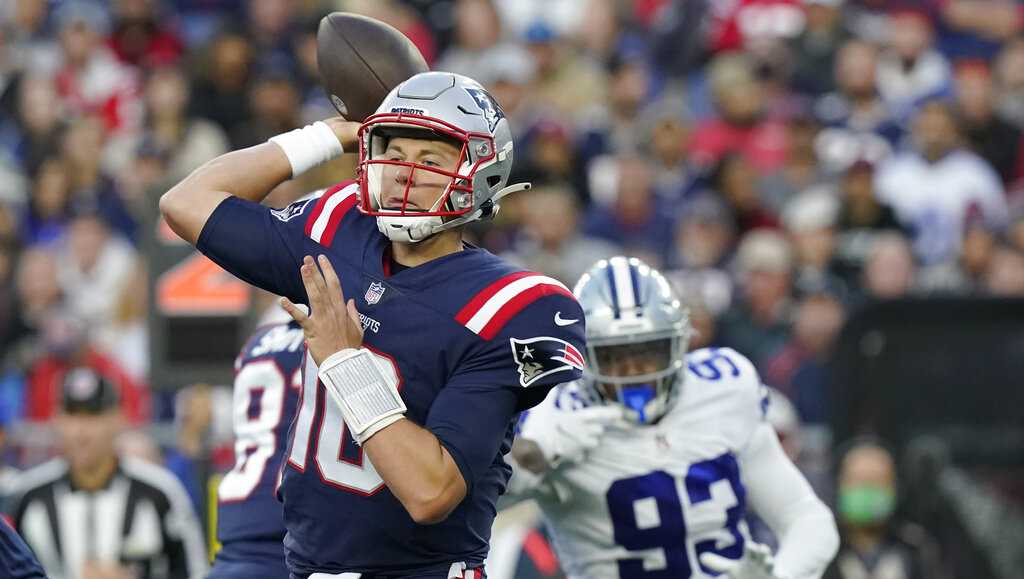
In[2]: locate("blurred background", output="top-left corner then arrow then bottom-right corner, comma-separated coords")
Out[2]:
0,0 -> 1022,578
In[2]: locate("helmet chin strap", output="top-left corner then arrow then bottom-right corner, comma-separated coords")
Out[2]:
376,181 -> 532,243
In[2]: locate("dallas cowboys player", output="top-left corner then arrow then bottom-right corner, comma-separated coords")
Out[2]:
507,257 -> 839,579
208,319 -> 304,579
160,72 -> 585,577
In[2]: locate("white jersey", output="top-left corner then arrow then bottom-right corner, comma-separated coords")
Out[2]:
516,347 -> 769,579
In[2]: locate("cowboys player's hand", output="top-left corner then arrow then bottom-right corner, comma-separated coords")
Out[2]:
700,542 -> 789,579
281,255 -> 364,366
525,405 -> 624,468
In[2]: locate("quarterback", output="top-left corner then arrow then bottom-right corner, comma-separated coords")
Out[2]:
161,72 -> 585,577
509,257 -> 839,579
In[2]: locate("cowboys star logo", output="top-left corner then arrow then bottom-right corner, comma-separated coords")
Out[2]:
510,337 -> 585,388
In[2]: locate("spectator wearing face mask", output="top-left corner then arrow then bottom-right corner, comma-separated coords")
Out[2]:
824,440 -> 947,579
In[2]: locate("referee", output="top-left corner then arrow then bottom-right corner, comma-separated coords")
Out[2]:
7,368 -> 208,579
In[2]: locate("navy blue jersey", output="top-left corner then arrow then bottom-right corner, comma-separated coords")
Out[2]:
0,517 -> 46,579
215,322 -> 303,552
197,182 -> 586,576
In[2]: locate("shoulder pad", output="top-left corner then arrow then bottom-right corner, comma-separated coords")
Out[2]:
302,180 -> 360,246
455,271 -> 576,341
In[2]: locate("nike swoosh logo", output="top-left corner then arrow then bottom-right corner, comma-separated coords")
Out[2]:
554,312 -> 579,326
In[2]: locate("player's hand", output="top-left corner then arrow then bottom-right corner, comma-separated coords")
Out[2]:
281,255 -> 364,366
523,405 -> 624,468
700,542 -> 789,579
323,116 -> 361,151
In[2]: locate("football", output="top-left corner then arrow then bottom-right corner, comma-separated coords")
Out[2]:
316,12 -> 429,122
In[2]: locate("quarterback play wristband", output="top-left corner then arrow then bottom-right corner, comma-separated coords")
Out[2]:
269,121 -> 344,177
318,347 -> 406,444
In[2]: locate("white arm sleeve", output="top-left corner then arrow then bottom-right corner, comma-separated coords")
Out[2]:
740,423 -> 839,579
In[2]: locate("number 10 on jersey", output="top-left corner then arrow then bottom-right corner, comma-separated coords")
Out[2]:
287,349 -> 401,494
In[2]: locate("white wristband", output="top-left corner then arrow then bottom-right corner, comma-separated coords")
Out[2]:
269,121 -> 344,178
318,348 -> 406,444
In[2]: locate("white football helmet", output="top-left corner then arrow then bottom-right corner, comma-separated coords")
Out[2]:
357,71 -> 529,243
573,257 -> 692,424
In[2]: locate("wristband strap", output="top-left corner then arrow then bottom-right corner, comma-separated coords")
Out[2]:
318,348 -> 406,444
269,121 -> 344,177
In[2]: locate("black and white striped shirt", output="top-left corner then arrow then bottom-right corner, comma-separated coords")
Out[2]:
7,458 -> 208,579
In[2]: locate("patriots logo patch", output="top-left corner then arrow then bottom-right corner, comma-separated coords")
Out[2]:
270,198 -> 312,222
464,87 -> 505,132
510,337 -> 585,388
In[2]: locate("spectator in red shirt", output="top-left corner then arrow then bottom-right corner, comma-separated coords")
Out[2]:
108,0 -> 184,68
690,53 -> 789,172
53,1 -> 142,135
24,312 -> 149,425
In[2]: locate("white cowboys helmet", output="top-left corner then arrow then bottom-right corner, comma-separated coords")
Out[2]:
357,71 -> 529,243
573,257 -> 692,424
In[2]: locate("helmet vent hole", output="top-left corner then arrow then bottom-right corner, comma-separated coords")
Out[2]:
487,175 -> 501,187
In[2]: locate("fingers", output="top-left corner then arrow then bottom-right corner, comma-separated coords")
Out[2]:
318,255 -> 346,307
280,297 -> 310,327
307,256 -> 331,303
745,542 -> 774,566
745,541 -> 770,556
346,299 -> 364,338
300,256 -> 324,307
699,553 -> 738,574
302,255 -> 346,316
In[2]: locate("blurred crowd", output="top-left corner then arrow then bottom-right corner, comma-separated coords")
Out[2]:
1,0 -> 1023,576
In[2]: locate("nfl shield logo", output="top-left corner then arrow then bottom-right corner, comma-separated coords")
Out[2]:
364,281 -> 386,305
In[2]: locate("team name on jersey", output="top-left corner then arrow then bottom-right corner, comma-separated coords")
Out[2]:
249,326 -> 305,358
359,312 -> 381,334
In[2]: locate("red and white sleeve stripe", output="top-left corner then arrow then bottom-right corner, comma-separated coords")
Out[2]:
303,182 -> 360,246
456,272 -> 574,340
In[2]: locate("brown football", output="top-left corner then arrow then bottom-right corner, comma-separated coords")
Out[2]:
316,12 -> 429,122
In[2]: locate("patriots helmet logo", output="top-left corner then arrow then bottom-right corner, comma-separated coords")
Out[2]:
510,336 -> 585,388
364,281 -> 386,305
464,87 -> 505,133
